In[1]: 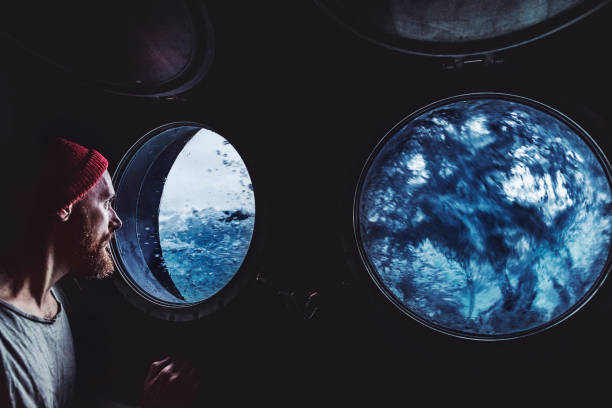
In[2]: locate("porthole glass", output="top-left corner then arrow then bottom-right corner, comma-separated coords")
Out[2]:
356,94 -> 612,339
315,0 -> 608,56
111,123 -> 255,319
5,1 -> 214,97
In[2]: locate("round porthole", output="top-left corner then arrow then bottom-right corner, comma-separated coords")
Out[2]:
111,123 -> 256,321
315,0 -> 609,56
355,93 -> 612,340
4,1 -> 214,98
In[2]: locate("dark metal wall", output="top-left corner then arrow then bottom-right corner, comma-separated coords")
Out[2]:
2,1 -> 612,404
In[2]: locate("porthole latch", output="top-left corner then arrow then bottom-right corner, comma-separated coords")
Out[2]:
160,95 -> 188,103
443,53 -> 504,70
256,271 -> 321,320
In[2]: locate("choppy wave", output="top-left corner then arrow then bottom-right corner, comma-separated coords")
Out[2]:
159,207 -> 254,302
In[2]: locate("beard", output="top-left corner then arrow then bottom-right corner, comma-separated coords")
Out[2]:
76,226 -> 115,280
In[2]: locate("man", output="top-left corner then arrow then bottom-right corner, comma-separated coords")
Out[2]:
0,137 -> 198,407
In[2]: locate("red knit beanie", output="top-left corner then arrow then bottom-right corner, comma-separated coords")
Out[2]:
45,138 -> 109,215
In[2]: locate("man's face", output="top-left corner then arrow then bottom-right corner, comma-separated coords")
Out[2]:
65,170 -> 123,279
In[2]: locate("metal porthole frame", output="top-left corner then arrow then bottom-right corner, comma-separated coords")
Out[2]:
314,0 -> 610,58
2,0 -> 215,99
109,121 -> 261,321
352,92 -> 612,341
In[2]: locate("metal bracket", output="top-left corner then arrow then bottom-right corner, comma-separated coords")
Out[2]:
443,53 -> 504,70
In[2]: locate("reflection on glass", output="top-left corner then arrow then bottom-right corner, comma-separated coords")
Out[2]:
358,98 -> 612,337
157,129 -> 255,303
344,0 -> 584,42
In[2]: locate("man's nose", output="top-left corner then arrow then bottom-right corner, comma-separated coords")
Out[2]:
110,208 -> 123,231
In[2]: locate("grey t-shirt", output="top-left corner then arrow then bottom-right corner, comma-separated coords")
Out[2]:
0,287 -> 76,408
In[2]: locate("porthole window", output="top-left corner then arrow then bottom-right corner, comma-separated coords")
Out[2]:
4,1 -> 215,98
111,123 -> 256,320
315,0 -> 608,56
355,94 -> 612,339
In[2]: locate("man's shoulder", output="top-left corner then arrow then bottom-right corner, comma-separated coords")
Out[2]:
0,295 -> 24,325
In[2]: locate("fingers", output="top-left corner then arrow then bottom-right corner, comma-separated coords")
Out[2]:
146,356 -> 172,380
143,360 -> 201,408
153,358 -> 188,383
145,357 -> 179,400
146,357 -> 199,396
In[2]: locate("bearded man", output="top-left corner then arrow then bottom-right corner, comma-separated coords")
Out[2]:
0,138 -> 198,408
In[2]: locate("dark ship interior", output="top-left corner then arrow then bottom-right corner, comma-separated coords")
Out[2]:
2,1 -> 612,405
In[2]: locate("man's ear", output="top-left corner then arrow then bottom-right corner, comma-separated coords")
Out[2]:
57,204 -> 74,222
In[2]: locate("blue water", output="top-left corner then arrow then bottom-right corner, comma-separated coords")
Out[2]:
159,207 -> 254,302
358,98 -> 612,336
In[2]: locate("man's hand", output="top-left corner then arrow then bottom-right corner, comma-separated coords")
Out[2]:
143,356 -> 201,408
